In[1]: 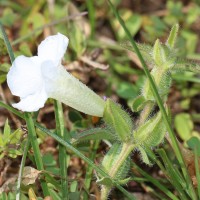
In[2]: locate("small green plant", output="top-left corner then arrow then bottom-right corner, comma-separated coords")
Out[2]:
0,119 -> 24,159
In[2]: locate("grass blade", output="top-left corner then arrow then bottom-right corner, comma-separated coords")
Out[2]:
24,113 -> 49,196
54,101 -> 69,200
131,162 -> 179,200
0,101 -> 24,119
0,22 -> 15,63
16,138 -> 31,200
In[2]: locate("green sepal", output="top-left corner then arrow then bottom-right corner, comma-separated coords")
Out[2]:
101,143 -> 131,181
103,99 -> 133,142
153,39 -> 164,67
120,41 -> 153,64
166,24 -> 179,48
96,177 -> 113,186
71,128 -> 115,145
102,143 -> 122,172
137,146 -> 152,166
172,59 -> 200,73
130,95 -> 152,112
143,68 -> 172,101
118,177 -> 131,185
134,111 -> 167,148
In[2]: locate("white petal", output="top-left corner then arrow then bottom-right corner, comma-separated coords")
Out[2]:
41,61 -> 105,117
38,33 -> 69,66
7,55 -> 43,98
12,87 -> 48,112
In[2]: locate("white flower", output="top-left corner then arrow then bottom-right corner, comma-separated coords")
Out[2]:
7,33 -> 105,117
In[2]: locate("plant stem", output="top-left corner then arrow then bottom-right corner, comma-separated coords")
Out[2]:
24,112 -> 49,197
107,1 -> 197,199
54,101 -> 68,200
83,140 -> 100,200
101,186 -> 112,200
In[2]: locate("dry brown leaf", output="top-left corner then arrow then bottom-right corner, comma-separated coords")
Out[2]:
22,166 -> 41,186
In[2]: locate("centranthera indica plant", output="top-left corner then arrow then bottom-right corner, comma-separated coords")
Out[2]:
73,24 -> 200,199
6,24 -> 200,200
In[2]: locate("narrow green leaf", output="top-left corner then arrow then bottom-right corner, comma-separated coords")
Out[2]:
131,162 -> 179,200
0,22 -> 15,63
166,24 -> 179,48
173,59 -> 200,73
130,95 -> 150,112
16,138 -> 31,200
157,149 -> 189,200
71,128 -> 115,144
137,146 -> 152,165
153,39 -> 163,66
3,119 -> 10,144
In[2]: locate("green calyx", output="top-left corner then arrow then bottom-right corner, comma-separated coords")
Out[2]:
143,68 -> 172,101
134,111 -> 167,148
103,99 -> 133,142
100,143 -> 131,185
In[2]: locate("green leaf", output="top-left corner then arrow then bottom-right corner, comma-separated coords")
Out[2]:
0,74 -> 7,84
101,143 -> 131,181
96,177 -> 113,186
116,82 -> 138,99
166,24 -> 179,48
49,189 -> 62,200
8,149 -> 22,158
174,113 -> 193,141
20,12 -> 45,37
3,119 -> 11,144
103,99 -> 133,142
69,192 -> 81,200
71,128 -> 115,144
112,10 -> 142,39
134,111 -> 167,148
173,59 -> 200,73
187,137 -> 200,156
70,181 -> 78,192
0,63 -> 10,73
0,8 -> 17,27
157,149 -> 188,199
120,41 -> 153,64
137,146 -> 152,165
68,111 -> 83,123
153,39 -> 163,66
69,23 -> 86,57
118,177 -> 131,185
9,129 -> 23,144
130,95 -> 150,112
